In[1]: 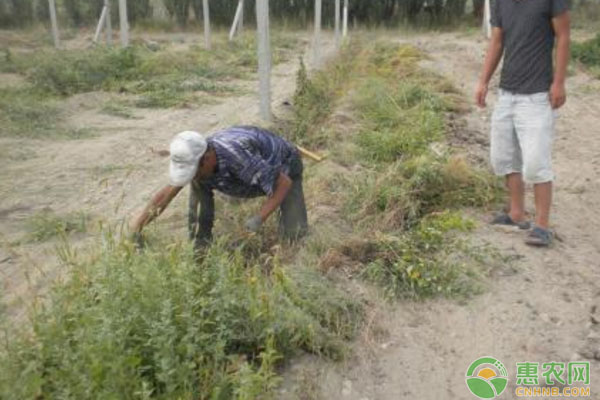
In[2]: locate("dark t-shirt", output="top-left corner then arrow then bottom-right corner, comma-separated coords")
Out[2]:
491,0 -> 570,94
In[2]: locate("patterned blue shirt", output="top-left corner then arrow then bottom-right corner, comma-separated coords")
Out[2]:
203,126 -> 298,198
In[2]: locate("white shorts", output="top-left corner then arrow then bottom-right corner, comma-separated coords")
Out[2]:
490,89 -> 555,184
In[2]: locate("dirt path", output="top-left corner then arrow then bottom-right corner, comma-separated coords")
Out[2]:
282,32 -> 600,400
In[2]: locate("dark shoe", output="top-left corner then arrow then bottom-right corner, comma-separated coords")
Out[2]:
491,213 -> 531,230
525,226 -> 553,247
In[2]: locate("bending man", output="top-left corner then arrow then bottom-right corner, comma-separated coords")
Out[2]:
130,126 -> 308,248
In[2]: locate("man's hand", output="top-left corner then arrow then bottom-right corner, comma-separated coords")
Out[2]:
131,232 -> 145,250
475,81 -> 489,108
550,82 -> 567,109
245,215 -> 263,233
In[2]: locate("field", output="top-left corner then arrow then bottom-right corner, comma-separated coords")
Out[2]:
1,15 -> 600,400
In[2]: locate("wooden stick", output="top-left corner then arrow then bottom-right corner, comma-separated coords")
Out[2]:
297,146 -> 325,162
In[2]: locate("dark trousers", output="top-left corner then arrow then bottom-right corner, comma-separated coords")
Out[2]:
280,155 -> 308,240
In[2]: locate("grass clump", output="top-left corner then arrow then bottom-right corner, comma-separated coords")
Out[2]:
0,88 -> 60,138
361,211 -> 485,299
287,42 -> 358,146
346,154 -> 500,230
25,210 -> 89,242
0,238 -> 362,399
355,78 -> 445,163
572,34 -> 600,69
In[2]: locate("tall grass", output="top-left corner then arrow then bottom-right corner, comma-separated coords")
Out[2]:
335,41 -> 501,298
0,237 -> 362,399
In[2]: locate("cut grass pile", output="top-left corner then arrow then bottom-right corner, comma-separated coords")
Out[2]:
0,238 -> 361,399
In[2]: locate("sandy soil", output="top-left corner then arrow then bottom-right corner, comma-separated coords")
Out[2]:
278,32 -> 600,400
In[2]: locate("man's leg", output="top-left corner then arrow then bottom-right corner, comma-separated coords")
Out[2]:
514,92 -> 555,244
491,90 -> 526,224
279,176 -> 308,241
533,182 -> 552,229
506,172 -> 526,223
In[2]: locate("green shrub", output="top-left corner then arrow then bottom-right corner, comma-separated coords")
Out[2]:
0,238 -> 362,399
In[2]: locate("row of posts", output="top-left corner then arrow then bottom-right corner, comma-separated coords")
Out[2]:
46,0 -> 351,122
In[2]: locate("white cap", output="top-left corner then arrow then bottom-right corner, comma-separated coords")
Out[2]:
169,131 -> 208,187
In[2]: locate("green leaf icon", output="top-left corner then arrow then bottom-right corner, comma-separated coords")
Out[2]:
466,377 -> 496,399
489,377 -> 507,395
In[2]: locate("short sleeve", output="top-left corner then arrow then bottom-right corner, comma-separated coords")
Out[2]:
490,0 -> 502,28
550,0 -> 570,17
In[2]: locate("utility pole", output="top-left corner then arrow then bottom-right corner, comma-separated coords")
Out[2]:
118,0 -> 129,47
105,0 -> 113,45
256,0 -> 272,121
314,0 -> 322,66
483,0 -> 491,39
203,0 -> 211,49
48,0 -> 60,48
335,0 -> 341,48
343,0 -> 349,37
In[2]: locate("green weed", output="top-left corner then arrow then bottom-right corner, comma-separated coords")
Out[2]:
355,78 -> 445,163
361,211 -> 486,299
26,210 -> 89,242
100,102 -> 137,119
0,87 -> 60,138
572,34 -> 600,69
346,153 -> 501,231
0,236 -> 362,399
286,42 -> 358,146
2,33 -> 298,109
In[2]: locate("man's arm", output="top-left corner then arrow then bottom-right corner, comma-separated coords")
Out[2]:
245,172 -> 292,232
191,182 -> 215,247
475,27 -> 504,108
130,185 -> 183,234
551,11 -> 570,109
259,172 -> 292,221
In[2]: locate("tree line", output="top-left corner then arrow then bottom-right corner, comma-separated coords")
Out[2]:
0,0 -> 596,29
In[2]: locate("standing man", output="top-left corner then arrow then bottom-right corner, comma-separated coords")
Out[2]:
130,126 -> 308,249
475,0 -> 570,246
